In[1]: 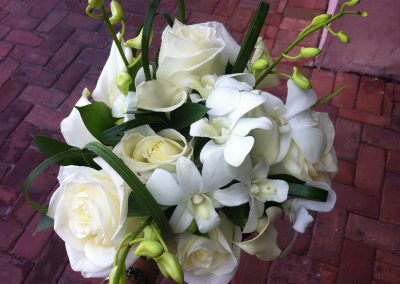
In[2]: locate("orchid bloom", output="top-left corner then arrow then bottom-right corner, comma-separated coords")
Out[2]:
190,80 -> 272,167
213,158 -> 288,233
257,79 -> 327,165
284,181 -> 336,233
146,156 -> 236,233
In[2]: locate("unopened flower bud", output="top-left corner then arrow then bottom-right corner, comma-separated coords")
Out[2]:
116,72 -> 132,96
300,47 -> 321,58
135,240 -> 164,258
109,1 -> 124,25
155,252 -> 184,284
88,0 -> 104,9
344,0 -> 360,7
337,31 -> 350,43
143,226 -> 158,241
292,67 -> 311,89
125,28 -> 144,49
311,14 -> 332,26
109,266 -> 126,284
361,11 -> 368,17
251,59 -> 269,77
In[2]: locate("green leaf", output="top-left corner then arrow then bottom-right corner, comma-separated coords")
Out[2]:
34,136 -> 97,167
35,214 -> 54,233
101,116 -> 167,145
268,174 -> 305,184
169,103 -> 208,130
127,194 -> 169,217
221,204 -> 248,228
142,0 -> 161,81
156,12 -> 174,27
288,183 -> 328,202
231,2 -> 269,73
85,142 -> 173,238
312,85 -> 347,108
34,136 -> 72,157
23,149 -> 97,213
77,102 -> 118,142
178,0 -> 186,23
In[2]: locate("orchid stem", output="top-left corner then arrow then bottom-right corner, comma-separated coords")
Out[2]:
101,6 -> 130,69
255,10 -> 360,87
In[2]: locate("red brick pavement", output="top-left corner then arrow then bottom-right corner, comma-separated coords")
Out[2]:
0,0 -> 399,283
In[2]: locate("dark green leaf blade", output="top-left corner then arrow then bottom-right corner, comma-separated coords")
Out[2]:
169,103 -> 208,130
288,183 -> 328,202
23,149 -> 97,213
35,214 -> 54,233
231,2 -> 269,73
127,194 -> 169,217
76,102 -> 118,142
142,0 -> 162,81
101,116 -> 167,145
156,12 -> 174,27
85,142 -> 173,238
34,136 -> 72,157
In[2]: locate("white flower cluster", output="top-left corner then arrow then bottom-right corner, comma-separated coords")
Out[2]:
53,20 -> 337,283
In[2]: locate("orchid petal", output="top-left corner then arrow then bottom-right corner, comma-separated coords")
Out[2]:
235,207 -> 281,260
199,140 -> 225,163
201,151 -> 232,191
225,135 -> 254,167
228,91 -> 266,126
212,183 -> 249,207
243,197 -> 259,233
292,206 -> 313,233
146,169 -> 183,205
206,87 -> 241,116
284,79 -> 317,120
291,127 -> 326,164
232,117 -> 272,136
177,157 -> 202,194
169,203 -> 194,233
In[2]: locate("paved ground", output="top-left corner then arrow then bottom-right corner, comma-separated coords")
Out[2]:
0,0 -> 399,283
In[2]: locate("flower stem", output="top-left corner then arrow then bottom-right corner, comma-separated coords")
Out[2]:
255,10 -> 360,87
112,216 -> 153,284
101,6 -> 130,69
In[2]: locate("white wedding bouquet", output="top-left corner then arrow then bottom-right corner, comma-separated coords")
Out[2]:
24,0 -> 367,283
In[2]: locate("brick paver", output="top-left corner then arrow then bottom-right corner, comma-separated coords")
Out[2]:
0,0 -> 399,283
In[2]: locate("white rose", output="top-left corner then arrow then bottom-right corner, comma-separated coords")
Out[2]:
113,125 -> 192,180
60,89 -> 98,148
177,213 -> 241,284
47,159 -> 138,278
157,20 -> 240,85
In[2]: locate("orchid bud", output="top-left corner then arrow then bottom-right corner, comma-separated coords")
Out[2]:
311,14 -> 332,26
300,47 -> 321,58
135,240 -> 164,258
251,59 -> 269,77
344,0 -> 360,7
292,67 -> 311,89
337,31 -> 350,43
116,72 -> 132,96
88,0 -> 104,9
143,226 -> 158,241
155,252 -> 184,284
109,1 -> 124,25
361,11 -> 368,17
125,28 -> 144,49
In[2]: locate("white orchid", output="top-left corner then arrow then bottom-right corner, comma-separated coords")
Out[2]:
235,206 -> 282,261
284,181 -> 336,233
213,158 -> 288,233
253,79 -> 327,166
60,89 -> 98,149
190,81 -> 272,167
92,35 -> 133,118
146,156 -> 236,233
